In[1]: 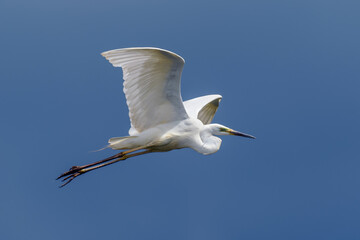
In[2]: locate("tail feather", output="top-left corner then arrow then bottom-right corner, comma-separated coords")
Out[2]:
108,136 -> 138,150
91,145 -> 110,152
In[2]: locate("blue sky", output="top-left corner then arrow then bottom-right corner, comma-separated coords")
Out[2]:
1,0 -> 360,239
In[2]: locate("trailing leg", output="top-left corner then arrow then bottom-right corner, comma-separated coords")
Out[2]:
57,149 -> 152,187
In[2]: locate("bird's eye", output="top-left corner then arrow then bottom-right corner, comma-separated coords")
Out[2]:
219,127 -> 228,132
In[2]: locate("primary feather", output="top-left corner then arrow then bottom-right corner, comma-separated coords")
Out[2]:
183,94 -> 222,124
101,47 -> 188,133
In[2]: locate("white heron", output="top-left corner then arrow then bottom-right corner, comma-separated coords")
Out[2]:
57,47 -> 255,187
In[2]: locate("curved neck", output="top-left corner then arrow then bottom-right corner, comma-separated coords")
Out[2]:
197,125 -> 222,155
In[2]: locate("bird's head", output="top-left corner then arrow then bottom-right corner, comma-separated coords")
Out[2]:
209,124 -> 256,139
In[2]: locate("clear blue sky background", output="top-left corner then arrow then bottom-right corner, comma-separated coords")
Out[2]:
1,0 -> 359,239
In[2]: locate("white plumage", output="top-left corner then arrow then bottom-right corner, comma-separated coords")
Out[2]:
183,94 -> 222,125
101,47 -> 188,133
57,47 -> 255,187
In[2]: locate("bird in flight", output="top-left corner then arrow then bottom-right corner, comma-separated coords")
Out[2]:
57,47 -> 255,187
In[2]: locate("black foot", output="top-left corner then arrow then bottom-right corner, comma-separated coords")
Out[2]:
56,151 -> 126,187
58,171 -> 84,188
57,165 -> 83,180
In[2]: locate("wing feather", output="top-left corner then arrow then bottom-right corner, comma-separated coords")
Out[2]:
101,47 -> 188,133
183,94 -> 222,124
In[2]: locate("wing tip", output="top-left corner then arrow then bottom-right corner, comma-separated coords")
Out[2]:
100,47 -> 185,64
207,94 -> 223,101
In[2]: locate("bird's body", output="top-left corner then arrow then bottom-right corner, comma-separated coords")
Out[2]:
109,118 -> 203,151
109,118 -> 222,155
57,47 -> 255,187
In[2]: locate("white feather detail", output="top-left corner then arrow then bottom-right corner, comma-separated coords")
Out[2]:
183,94 -> 222,124
101,47 -> 189,133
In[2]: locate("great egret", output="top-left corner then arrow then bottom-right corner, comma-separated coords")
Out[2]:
57,47 -> 255,187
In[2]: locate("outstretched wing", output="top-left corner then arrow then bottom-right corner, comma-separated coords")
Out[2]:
183,94 -> 222,125
102,47 -> 189,133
